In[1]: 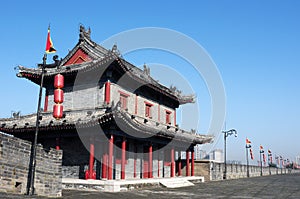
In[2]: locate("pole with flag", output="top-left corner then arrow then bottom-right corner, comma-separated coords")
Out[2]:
268,149 -> 272,163
245,138 -> 252,177
45,26 -> 56,53
263,153 -> 266,166
268,149 -> 272,175
259,145 -> 264,176
275,155 -> 279,174
27,26 -> 56,195
279,155 -> 283,174
250,148 -> 254,160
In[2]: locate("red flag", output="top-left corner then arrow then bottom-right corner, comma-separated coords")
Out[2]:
260,145 -> 264,153
45,27 -> 56,53
246,138 -> 251,145
250,148 -> 254,160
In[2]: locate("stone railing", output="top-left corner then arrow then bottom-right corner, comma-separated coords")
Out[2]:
193,160 -> 300,181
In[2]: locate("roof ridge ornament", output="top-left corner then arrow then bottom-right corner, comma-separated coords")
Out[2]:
111,44 -> 121,56
143,63 -> 150,76
79,25 -> 91,41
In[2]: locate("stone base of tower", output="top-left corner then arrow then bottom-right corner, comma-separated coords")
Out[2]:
62,176 -> 204,192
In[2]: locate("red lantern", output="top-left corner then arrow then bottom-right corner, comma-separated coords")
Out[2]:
54,89 -> 64,104
54,74 -> 64,89
53,104 -> 63,119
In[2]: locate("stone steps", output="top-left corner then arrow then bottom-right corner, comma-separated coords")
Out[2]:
159,179 -> 194,188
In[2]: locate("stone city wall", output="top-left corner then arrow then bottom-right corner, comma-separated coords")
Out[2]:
0,133 -> 62,197
193,160 -> 299,181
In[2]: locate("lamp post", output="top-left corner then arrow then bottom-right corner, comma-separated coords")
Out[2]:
223,129 -> 237,180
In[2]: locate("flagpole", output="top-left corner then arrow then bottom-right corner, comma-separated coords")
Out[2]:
27,53 -> 47,195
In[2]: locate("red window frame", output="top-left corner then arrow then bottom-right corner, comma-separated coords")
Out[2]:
119,91 -> 130,110
120,94 -> 128,110
145,101 -> 153,118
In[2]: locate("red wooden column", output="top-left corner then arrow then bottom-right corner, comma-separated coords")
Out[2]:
89,139 -> 95,179
105,81 -> 111,104
121,137 -> 126,180
55,138 -> 60,150
171,148 -> 175,177
157,152 -> 160,177
178,151 -> 182,176
102,153 -> 107,179
191,149 -> 195,176
102,141 -> 108,179
174,109 -> 176,126
133,144 -> 137,178
149,144 -> 153,178
44,90 -> 49,112
186,150 -> 190,176
108,135 -> 114,180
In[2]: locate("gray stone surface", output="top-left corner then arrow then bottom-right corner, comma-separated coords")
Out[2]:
1,173 -> 299,198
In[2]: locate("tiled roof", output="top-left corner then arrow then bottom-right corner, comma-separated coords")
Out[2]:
16,25 -> 195,105
0,108 -> 213,145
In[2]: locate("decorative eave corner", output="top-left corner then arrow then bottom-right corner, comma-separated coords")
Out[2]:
178,94 -> 196,104
169,85 -> 196,105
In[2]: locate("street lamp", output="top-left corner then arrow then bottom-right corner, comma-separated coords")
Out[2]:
223,129 -> 237,179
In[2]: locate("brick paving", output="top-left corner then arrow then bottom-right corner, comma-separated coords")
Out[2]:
1,173 -> 299,198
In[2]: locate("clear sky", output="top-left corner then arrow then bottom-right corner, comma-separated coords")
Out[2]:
0,0 -> 299,164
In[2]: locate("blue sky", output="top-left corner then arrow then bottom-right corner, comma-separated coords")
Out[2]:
0,1 -> 299,164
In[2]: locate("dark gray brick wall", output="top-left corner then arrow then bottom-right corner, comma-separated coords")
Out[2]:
0,133 -> 62,197
48,84 -> 105,111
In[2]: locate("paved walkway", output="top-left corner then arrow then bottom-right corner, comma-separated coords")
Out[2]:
1,173 -> 299,198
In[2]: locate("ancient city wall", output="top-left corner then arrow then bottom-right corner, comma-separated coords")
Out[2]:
0,133 -> 62,197
193,160 -> 299,181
